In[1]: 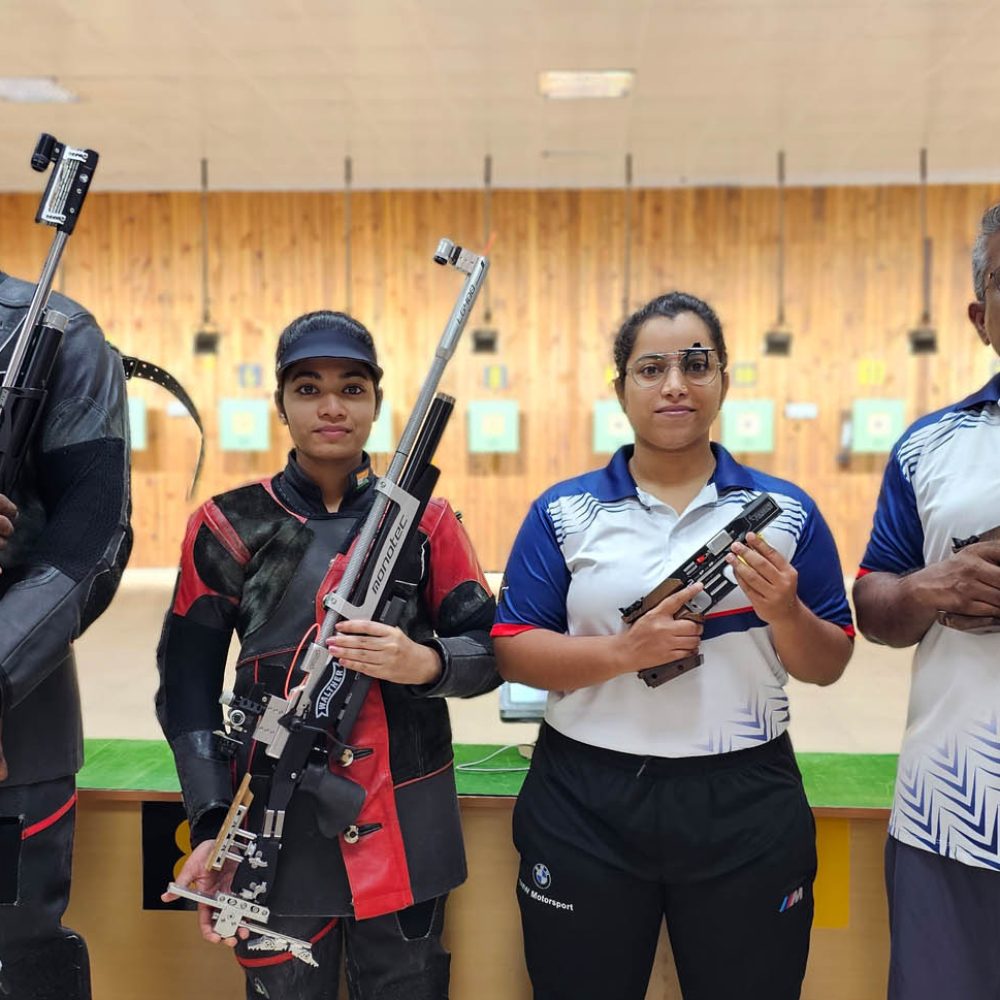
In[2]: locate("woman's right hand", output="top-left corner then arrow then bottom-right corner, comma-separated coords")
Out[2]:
161,838 -> 248,946
618,582 -> 705,672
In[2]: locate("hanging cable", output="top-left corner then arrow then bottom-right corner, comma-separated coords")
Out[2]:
764,151 -> 792,355
200,157 -> 212,329
919,147 -> 931,326
908,147 -> 937,355
622,153 -> 633,318
344,156 -> 353,315
192,157 -> 220,357
482,154 -> 493,324
776,150 -> 786,329
470,154 -> 498,353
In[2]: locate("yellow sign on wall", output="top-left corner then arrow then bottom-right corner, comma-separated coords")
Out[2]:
856,358 -> 887,388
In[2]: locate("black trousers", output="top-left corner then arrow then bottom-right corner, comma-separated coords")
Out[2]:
236,894 -> 450,1000
0,775 -> 90,1000
886,836 -> 1000,1000
513,724 -> 817,1000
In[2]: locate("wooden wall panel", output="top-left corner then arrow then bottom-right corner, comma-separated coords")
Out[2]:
2,183 -> 999,571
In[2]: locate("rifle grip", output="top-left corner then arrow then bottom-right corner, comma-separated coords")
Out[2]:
638,653 -> 704,689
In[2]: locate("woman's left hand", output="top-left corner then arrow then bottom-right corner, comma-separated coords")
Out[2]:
726,531 -> 801,625
327,620 -> 443,686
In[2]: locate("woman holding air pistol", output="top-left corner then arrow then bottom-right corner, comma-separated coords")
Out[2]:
493,292 -> 855,1000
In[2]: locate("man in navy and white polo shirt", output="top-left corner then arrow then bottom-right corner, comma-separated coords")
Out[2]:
854,203 -> 1000,1000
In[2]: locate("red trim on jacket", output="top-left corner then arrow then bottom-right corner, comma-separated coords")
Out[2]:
338,681 -> 414,919
202,499 -> 251,565
856,567 -> 872,579
235,917 -> 339,968
172,509 -> 238,616
421,499 -> 490,624
259,476 -> 308,524
21,791 -> 77,840
394,758 -> 453,792
490,622 -> 536,638
235,645 -> 298,670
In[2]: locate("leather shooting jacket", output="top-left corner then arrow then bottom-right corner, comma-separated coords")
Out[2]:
156,452 -> 497,917
0,272 -> 132,788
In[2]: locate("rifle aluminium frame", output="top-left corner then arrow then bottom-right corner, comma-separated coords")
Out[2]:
0,135 -> 98,495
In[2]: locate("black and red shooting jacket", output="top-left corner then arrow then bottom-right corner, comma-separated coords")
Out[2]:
155,452 -> 497,918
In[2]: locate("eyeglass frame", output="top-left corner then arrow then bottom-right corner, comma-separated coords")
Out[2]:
986,269 -> 1000,298
622,348 -> 726,389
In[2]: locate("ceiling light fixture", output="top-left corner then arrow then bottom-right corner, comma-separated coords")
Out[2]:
538,70 -> 635,100
0,77 -> 77,103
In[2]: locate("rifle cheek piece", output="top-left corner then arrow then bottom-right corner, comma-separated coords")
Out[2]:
297,760 -> 366,839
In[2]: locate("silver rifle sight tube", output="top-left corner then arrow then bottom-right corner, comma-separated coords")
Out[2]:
313,246 -> 488,644
1,231 -> 68,391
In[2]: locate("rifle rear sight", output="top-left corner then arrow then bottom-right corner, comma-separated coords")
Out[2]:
433,238 -> 480,274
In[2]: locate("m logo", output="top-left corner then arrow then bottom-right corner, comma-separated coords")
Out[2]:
532,863 -> 551,890
779,886 -> 804,913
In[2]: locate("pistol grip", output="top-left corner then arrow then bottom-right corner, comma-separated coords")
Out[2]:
676,609 -> 706,624
638,653 -> 704,689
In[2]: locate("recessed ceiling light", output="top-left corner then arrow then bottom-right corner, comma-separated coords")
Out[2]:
538,70 -> 635,100
0,77 -> 77,103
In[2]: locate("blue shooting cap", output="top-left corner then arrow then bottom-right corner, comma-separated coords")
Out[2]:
275,325 -> 383,383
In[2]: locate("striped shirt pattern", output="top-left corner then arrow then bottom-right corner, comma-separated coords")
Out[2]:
860,374 -> 1000,869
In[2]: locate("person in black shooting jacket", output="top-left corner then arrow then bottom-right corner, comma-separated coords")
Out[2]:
158,310 -> 498,1000
0,272 -> 132,1000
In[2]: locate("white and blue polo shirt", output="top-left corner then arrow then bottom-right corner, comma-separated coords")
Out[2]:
494,444 -> 853,758
859,373 -> 1000,870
